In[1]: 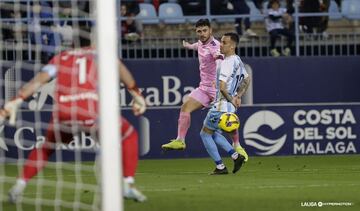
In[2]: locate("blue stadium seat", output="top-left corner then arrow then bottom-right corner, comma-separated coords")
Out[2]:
159,3 -> 186,24
246,0 -> 264,22
329,0 -> 342,20
262,1 -> 269,15
138,3 -> 159,24
342,0 -> 360,20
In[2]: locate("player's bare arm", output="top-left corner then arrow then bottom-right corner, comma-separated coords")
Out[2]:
119,60 -> 136,88
182,40 -> 198,50
219,80 -> 236,107
234,75 -> 251,108
0,71 -> 51,124
182,40 -> 191,48
237,75 -> 251,97
19,71 -> 52,99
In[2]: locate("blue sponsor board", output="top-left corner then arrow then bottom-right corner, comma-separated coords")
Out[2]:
1,104 -> 359,161
1,111 -> 98,162
237,104 -> 359,156
125,57 -> 360,104
126,104 -> 360,158
1,57 -> 360,160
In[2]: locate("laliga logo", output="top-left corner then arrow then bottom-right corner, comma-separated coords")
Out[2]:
243,110 -> 286,155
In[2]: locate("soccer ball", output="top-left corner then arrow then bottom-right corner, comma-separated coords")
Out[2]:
218,112 -> 240,132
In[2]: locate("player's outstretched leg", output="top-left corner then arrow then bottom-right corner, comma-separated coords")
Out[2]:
121,117 -> 147,202
235,145 -> 248,162
161,111 -> 190,151
161,139 -> 186,151
210,166 -> 229,175
8,179 -> 26,204
123,177 -> 147,202
162,96 -> 204,151
231,130 -> 249,162
233,154 -> 245,174
213,132 -> 245,173
8,139 -> 56,203
200,130 -> 229,175
8,147 -> 53,203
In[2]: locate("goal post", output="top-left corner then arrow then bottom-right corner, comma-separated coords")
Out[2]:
96,0 -> 123,210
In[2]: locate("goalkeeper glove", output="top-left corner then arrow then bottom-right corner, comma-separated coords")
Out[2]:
128,85 -> 146,116
3,97 -> 24,125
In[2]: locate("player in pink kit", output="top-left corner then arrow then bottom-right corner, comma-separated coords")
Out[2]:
161,19 -> 248,162
1,47 -> 147,203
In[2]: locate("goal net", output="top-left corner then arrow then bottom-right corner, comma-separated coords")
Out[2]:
0,0 -> 122,210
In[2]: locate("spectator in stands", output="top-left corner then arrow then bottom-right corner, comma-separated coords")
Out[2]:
285,0 -> 295,14
230,0 -> 258,42
319,0 -> 330,38
55,1 -> 92,47
0,2 -> 28,41
179,0 -> 206,16
210,0 -> 234,15
29,1 -> 61,63
265,0 -> 294,57
319,0 -> 343,39
299,0 -> 322,34
77,0 -> 90,14
120,4 -> 144,42
299,0 -> 333,39
56,3 -> 74,47
0,2 -> 14,40
123,0 -> 141,16
334,0 -> 341,8
283,0 -> 296,33
150,0 -> 168,12
152,0 -> 160,12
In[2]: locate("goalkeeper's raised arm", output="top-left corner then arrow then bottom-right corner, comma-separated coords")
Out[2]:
0,66 -> 52,125
119,60 -> 146,116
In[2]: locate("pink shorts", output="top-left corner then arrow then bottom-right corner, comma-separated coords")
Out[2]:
188,87 -> 216,107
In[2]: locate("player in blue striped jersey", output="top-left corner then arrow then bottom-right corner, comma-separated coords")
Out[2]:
200,32 -> 251,175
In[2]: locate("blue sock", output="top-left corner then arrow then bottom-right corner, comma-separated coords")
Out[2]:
200,130 -> 222,164
213,131 -> 235,155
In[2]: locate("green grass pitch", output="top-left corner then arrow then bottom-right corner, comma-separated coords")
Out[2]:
1,155 -> 360,211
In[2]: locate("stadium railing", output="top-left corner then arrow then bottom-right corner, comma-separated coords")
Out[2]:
119,32 -> 360,59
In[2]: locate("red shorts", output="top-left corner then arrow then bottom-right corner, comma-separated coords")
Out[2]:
45,115 -> 134,144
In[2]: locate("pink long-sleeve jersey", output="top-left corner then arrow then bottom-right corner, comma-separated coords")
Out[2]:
187,37 -> 222,92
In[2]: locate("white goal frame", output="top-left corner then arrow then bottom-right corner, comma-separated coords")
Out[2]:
96,0 -> 123,211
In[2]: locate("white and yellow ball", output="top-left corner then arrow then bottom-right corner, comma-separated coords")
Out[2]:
218,112 -> 240,132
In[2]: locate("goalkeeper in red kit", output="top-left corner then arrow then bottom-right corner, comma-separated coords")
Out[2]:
0,48 -> 147,202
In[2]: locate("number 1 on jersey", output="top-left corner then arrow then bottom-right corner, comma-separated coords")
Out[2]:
76,57 -> 87,84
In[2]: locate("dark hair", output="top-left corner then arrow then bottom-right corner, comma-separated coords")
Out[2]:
223,32 -> 239,45
195,18 -> 211,28
268,0 -> 280,8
